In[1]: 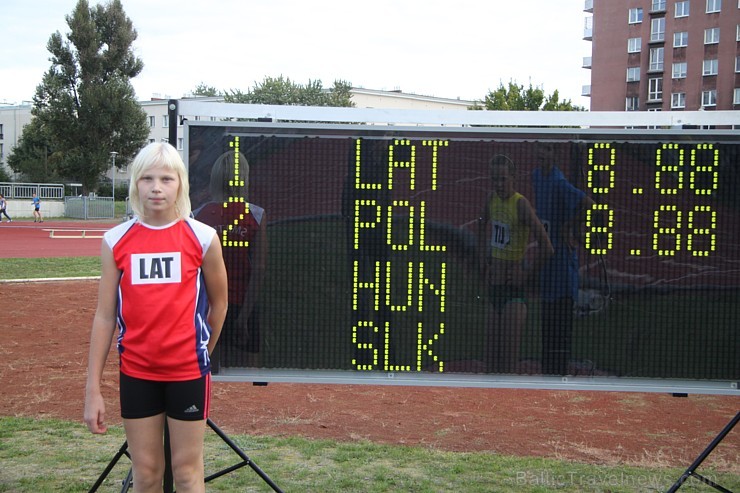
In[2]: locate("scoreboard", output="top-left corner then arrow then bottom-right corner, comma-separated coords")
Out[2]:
186,121 -> 739,394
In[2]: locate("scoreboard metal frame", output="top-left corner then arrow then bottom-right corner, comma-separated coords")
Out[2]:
178,101 -> 739,396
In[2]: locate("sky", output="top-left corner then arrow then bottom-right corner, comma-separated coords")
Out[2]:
0,0 -> 592,107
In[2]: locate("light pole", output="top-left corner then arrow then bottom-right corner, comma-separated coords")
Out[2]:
110,151 -> 118,212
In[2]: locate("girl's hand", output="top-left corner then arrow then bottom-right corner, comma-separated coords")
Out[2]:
83,391 -> 107,434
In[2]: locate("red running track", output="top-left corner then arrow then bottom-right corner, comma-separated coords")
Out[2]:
0,220 -> 118,259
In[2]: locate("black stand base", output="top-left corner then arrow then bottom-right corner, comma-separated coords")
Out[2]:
88,418 -> 283,493
667,411 -> 739,493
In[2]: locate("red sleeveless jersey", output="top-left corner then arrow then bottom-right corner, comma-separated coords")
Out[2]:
193,201 -> 264,304
104,217 -> 217,381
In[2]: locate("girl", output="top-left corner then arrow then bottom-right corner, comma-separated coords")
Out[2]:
0,194 -> 11,222
479,154 -> 553,374
84,142 -> 228,493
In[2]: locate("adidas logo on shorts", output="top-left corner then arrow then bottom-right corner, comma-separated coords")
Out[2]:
184,405 -> 200,414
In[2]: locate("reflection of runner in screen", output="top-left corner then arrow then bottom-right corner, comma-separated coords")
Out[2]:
479,155 -> 553,374
194,150 -> 267,368
532,143 -> 595,375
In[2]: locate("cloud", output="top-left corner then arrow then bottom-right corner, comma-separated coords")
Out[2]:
1,0 -> 590,106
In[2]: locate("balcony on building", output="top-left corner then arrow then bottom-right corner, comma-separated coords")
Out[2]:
583,0 -> 593,13
582,85 -> 592,97
583,17 -> 593,41
582,56 -> 592,69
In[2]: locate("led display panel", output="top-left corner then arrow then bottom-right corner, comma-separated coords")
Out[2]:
187,122 -> 739,393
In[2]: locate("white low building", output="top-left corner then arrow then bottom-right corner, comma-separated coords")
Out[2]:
1,89 -> 477,184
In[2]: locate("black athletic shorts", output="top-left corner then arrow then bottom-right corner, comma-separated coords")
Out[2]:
120,372 -> 210,421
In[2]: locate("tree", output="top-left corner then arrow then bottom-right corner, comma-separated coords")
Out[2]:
5,119 -> 60,182
13,0 -> 149,193
0,165 -> 11,182
478,81 -> 585,111
223,76 -> 355,107
192,83 -> 222,97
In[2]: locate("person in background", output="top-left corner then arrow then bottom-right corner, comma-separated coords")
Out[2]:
532,143 -> 595,375
32,193 -> 42,222
479,154 -> 553,374
0,194 -> 11,222
194,150 -> 267,369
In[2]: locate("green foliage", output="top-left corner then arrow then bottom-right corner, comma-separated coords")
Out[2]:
96,181 -> 129,199
224,76 -> 355,107
482,81 -> 585,111
5,119 -> 60,182
192,82 -> 222,97
10,0 -> 149,193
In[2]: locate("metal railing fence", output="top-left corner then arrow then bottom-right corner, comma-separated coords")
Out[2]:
0,182 -> 65,199
64,196 -> 114,219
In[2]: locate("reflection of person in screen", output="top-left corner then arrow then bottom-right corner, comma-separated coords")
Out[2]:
532,143 -> 595,375
479,155 -> 553,374
194,150 -> 267,368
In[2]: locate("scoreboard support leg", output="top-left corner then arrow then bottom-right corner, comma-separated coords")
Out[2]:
88,419 -> 283,493
204,418 -> 284,492
666,411 -> 739,493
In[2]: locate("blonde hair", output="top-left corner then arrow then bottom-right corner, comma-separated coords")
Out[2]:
128,142 -> 191,220
210,150 -> 250,202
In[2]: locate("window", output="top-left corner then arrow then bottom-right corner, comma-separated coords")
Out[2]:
702,90 -> 717,106
671,93 -> 686,108
674,31 -> 689,47
649,47 -> 665,71
734,88 -> 740,104
629,7 -> 643,23
706,0 -> 721,12
648,78 -> 664,101
162,115 -> 169,128
628,37 -> 642,53
148,138 -> 155,144
626,96 -> 640,111
703,59 -> 719,75
650,18 -> 666,42
675,0 -> 690,16
160,137 -> 169,143
737,24 -> 740,41
704,27 -> 720,44
627,67 -> 641,81
148,115 -> 155,128
178,138 -> 184,150
672,62 -> 688,78
652,0 -> 667,10
736,56 -> 740,72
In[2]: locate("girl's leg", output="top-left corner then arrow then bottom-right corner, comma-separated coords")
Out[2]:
123,414 -> 166,493
499,302 -> 527,374
167,417 -> 207,493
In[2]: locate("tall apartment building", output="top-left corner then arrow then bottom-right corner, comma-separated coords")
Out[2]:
583,0 -> 740,111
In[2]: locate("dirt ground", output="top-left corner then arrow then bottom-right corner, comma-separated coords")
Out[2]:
0,221 -> 738,476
